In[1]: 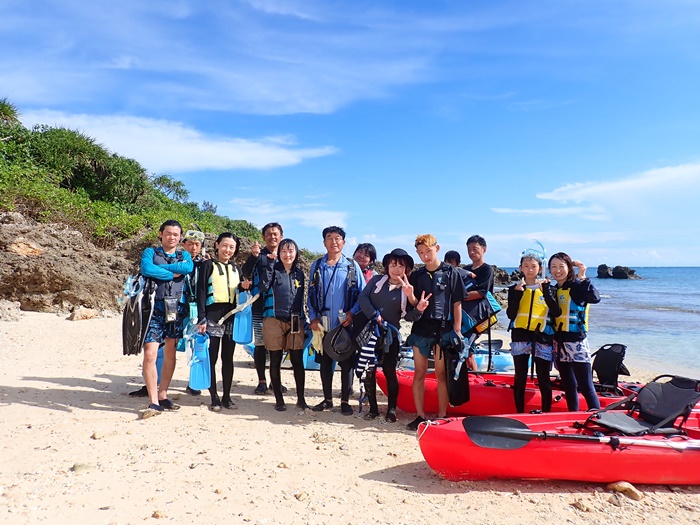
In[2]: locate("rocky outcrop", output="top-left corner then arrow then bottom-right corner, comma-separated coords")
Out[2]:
612,266 -> 641,279
0,212 -> 286,314
597,264 -> 641,279
597,264 -> 613,278
0,212 -> 132,312
493,266 -> 510,285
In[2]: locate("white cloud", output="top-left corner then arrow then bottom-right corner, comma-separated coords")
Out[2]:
536,163 -> 700,204
227,197 -> 347,231
241,0 -> 321,21
487,230 -> 631,246
492,205 -> 606,219
20,110 -> 337,173
493,163 -> 700,224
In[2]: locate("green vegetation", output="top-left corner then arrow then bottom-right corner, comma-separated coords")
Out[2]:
0,99 -> 261,247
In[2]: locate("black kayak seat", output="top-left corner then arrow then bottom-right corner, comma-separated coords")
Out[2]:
591,343 -> 629,391
586,375 -> 700,436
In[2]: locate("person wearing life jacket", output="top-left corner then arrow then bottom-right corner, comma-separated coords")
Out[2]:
181,229 -> 207,396
405,234 -> 466,431
307,226 -> 365,415
357,249 -> 428,422
129,228 -> 205,399
353,243 -> 378,284
549,252 -> 601,411
139,220 -> 194,418
196,233 -> 251,412
241,222 -> 285,396
257,238 -> 308,412
506,253 -> 561,413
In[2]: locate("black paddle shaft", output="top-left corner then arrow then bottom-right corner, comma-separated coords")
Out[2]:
463,416 -> 621,450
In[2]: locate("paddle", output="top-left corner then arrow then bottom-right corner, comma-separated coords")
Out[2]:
463,416 -> 700,452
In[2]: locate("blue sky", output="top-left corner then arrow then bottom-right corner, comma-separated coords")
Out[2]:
3,0 -> 700,267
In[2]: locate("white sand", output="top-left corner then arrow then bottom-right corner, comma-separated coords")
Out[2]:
1,313 -> 699,525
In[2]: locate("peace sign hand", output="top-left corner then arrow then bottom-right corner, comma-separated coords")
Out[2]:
416,291 -> 432,312
399,273 -> 413,295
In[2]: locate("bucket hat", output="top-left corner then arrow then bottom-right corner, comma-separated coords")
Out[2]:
381,248 -> 414,271
322,324 -> 356,362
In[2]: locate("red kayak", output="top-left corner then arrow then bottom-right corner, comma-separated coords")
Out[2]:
417,411 -> 700,484
376,369 -> 640,416
417,375 -> 700,484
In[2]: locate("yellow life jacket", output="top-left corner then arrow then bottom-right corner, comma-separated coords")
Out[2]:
514,287 -> 549,332
553,287 -> 589,333
206,261 -> 240,305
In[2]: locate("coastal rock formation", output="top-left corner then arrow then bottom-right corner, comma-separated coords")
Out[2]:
597,264 -> 613,278
493,266 -> 510,285
0,212 -> 297,314
597,264 -> 641,279
0,212 -> 132,312
612,266 -> 641,279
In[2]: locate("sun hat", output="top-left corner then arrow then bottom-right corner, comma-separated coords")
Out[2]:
322,324 -> 356,362
381,248 -> 414,271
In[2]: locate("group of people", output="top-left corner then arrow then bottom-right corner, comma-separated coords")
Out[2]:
135,219 -> 600,426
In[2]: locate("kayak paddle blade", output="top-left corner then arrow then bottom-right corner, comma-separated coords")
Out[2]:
463,416 -> 534,450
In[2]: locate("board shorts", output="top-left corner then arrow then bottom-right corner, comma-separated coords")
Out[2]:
510,340 -> 553,361
205,318 -> 232,339
262,317 -> 305,351
554,338 -> 592,364
144,300 -> 187,344
406,331 -> 452,359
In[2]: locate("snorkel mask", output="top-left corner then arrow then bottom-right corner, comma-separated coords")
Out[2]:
521,239 -> 546,279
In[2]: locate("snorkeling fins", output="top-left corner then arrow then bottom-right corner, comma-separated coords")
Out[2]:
189,333 -> 211,390
122,275 -> 155,356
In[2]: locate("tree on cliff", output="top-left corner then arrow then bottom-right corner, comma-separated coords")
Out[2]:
0,98 -> 20,127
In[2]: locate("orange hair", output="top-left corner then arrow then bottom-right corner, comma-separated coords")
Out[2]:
414,234 -> 437,248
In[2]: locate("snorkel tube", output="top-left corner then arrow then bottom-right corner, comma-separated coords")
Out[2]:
521,239 -> 547,280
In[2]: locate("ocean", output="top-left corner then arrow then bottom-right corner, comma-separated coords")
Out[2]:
496,267 -> 700,378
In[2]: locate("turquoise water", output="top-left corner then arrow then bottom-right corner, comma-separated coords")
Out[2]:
497,267 -> 700,378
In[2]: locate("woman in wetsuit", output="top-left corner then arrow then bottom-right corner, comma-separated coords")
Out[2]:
548,252 -> 601,411
357,248 -> 428,422
197,233 -> 249,412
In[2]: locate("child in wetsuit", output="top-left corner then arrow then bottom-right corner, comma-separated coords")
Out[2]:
506,253 -> 561,413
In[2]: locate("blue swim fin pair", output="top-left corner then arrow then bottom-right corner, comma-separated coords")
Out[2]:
189,333 -> 211,391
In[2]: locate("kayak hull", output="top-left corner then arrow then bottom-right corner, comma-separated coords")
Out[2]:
417,413 -> 700,484
376,369 -> 639,416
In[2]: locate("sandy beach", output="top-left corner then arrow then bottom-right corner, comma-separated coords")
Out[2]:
1,312 -> 699,525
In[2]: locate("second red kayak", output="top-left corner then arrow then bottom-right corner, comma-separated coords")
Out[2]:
376,369 -> 639,416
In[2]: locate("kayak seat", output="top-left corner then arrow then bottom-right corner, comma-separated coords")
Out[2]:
585,375 -> 700,436
591,343 -> 630,393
